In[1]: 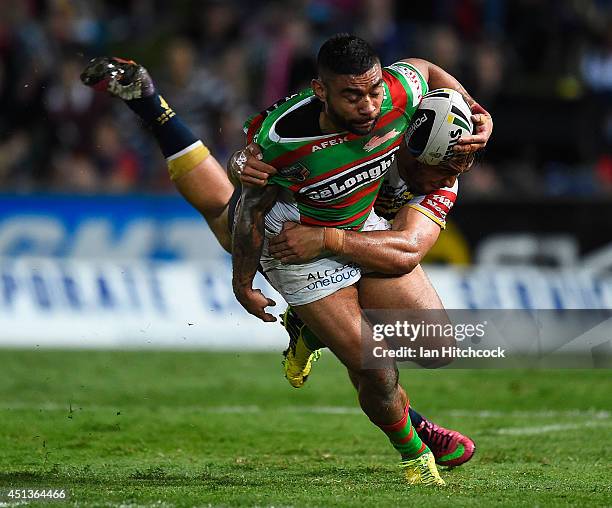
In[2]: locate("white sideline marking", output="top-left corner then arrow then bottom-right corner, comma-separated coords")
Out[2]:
287,406 -> 361,415
447,409 -> 611,420
496,421 -> 612,435
205,405 -> 261,414
0,403 -> 610,420
116,504 -> 174,508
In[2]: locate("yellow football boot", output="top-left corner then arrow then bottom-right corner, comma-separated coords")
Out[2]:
400,451 -> 446,487
281,307 -> 321,388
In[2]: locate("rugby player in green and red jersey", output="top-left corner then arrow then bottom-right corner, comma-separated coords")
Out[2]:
80,34 -> 492,486
232,35 -> 491,486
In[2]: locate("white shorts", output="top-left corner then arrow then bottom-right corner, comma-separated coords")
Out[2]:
260,207 -> 391,306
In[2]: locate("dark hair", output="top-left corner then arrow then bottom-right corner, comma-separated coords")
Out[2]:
317,34 -> 379,78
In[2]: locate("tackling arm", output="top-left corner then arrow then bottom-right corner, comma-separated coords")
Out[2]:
333,208 -> 440,273
232,184 -> 279,321
267,208 -> 441,275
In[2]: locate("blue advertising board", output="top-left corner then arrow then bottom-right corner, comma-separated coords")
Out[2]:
0,194 -> 224,261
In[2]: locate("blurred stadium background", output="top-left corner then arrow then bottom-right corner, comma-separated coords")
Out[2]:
0,0 -> 610,348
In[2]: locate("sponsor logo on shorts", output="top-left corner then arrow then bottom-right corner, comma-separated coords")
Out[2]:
305,264 -> 360,291
300,148 -> 399,202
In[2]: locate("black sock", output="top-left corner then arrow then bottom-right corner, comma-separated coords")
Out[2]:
408,407 -> 425,429
124,93 -> 198,158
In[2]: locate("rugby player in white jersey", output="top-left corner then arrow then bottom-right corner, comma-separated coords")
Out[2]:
81,34 -> 492,487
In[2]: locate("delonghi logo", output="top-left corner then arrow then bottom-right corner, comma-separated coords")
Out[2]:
299,148 -> 398,202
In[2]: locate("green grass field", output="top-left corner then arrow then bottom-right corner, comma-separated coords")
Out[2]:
0,349 -> 610,507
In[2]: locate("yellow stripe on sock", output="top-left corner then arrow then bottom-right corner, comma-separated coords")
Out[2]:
166,141 -> 210,181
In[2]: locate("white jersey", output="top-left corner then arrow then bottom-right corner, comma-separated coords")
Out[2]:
375,160 -> 459,229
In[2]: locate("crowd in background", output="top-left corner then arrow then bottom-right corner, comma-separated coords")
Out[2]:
0,0 -> 611,197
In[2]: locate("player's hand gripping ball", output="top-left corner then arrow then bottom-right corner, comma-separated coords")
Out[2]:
406,88 -> 482,165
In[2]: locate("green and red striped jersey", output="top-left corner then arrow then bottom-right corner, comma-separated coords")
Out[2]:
244,62 -> 428,230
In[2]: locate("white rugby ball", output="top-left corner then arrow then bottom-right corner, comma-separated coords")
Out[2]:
405,88 -> 473,165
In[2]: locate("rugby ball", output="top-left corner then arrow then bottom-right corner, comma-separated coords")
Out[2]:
405,88 -> 473,165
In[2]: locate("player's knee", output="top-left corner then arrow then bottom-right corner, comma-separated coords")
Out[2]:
346,368 -> 360,390
356,366 -> 399,400
417,333 -> 456,368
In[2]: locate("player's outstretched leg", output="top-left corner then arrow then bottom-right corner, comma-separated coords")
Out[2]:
347,369 -> 475,467
81,57 -> 235,251
294,286 -> 445,486
358,266 -> 476,467
286,299 -> 472,469
281,306 -> 324,388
